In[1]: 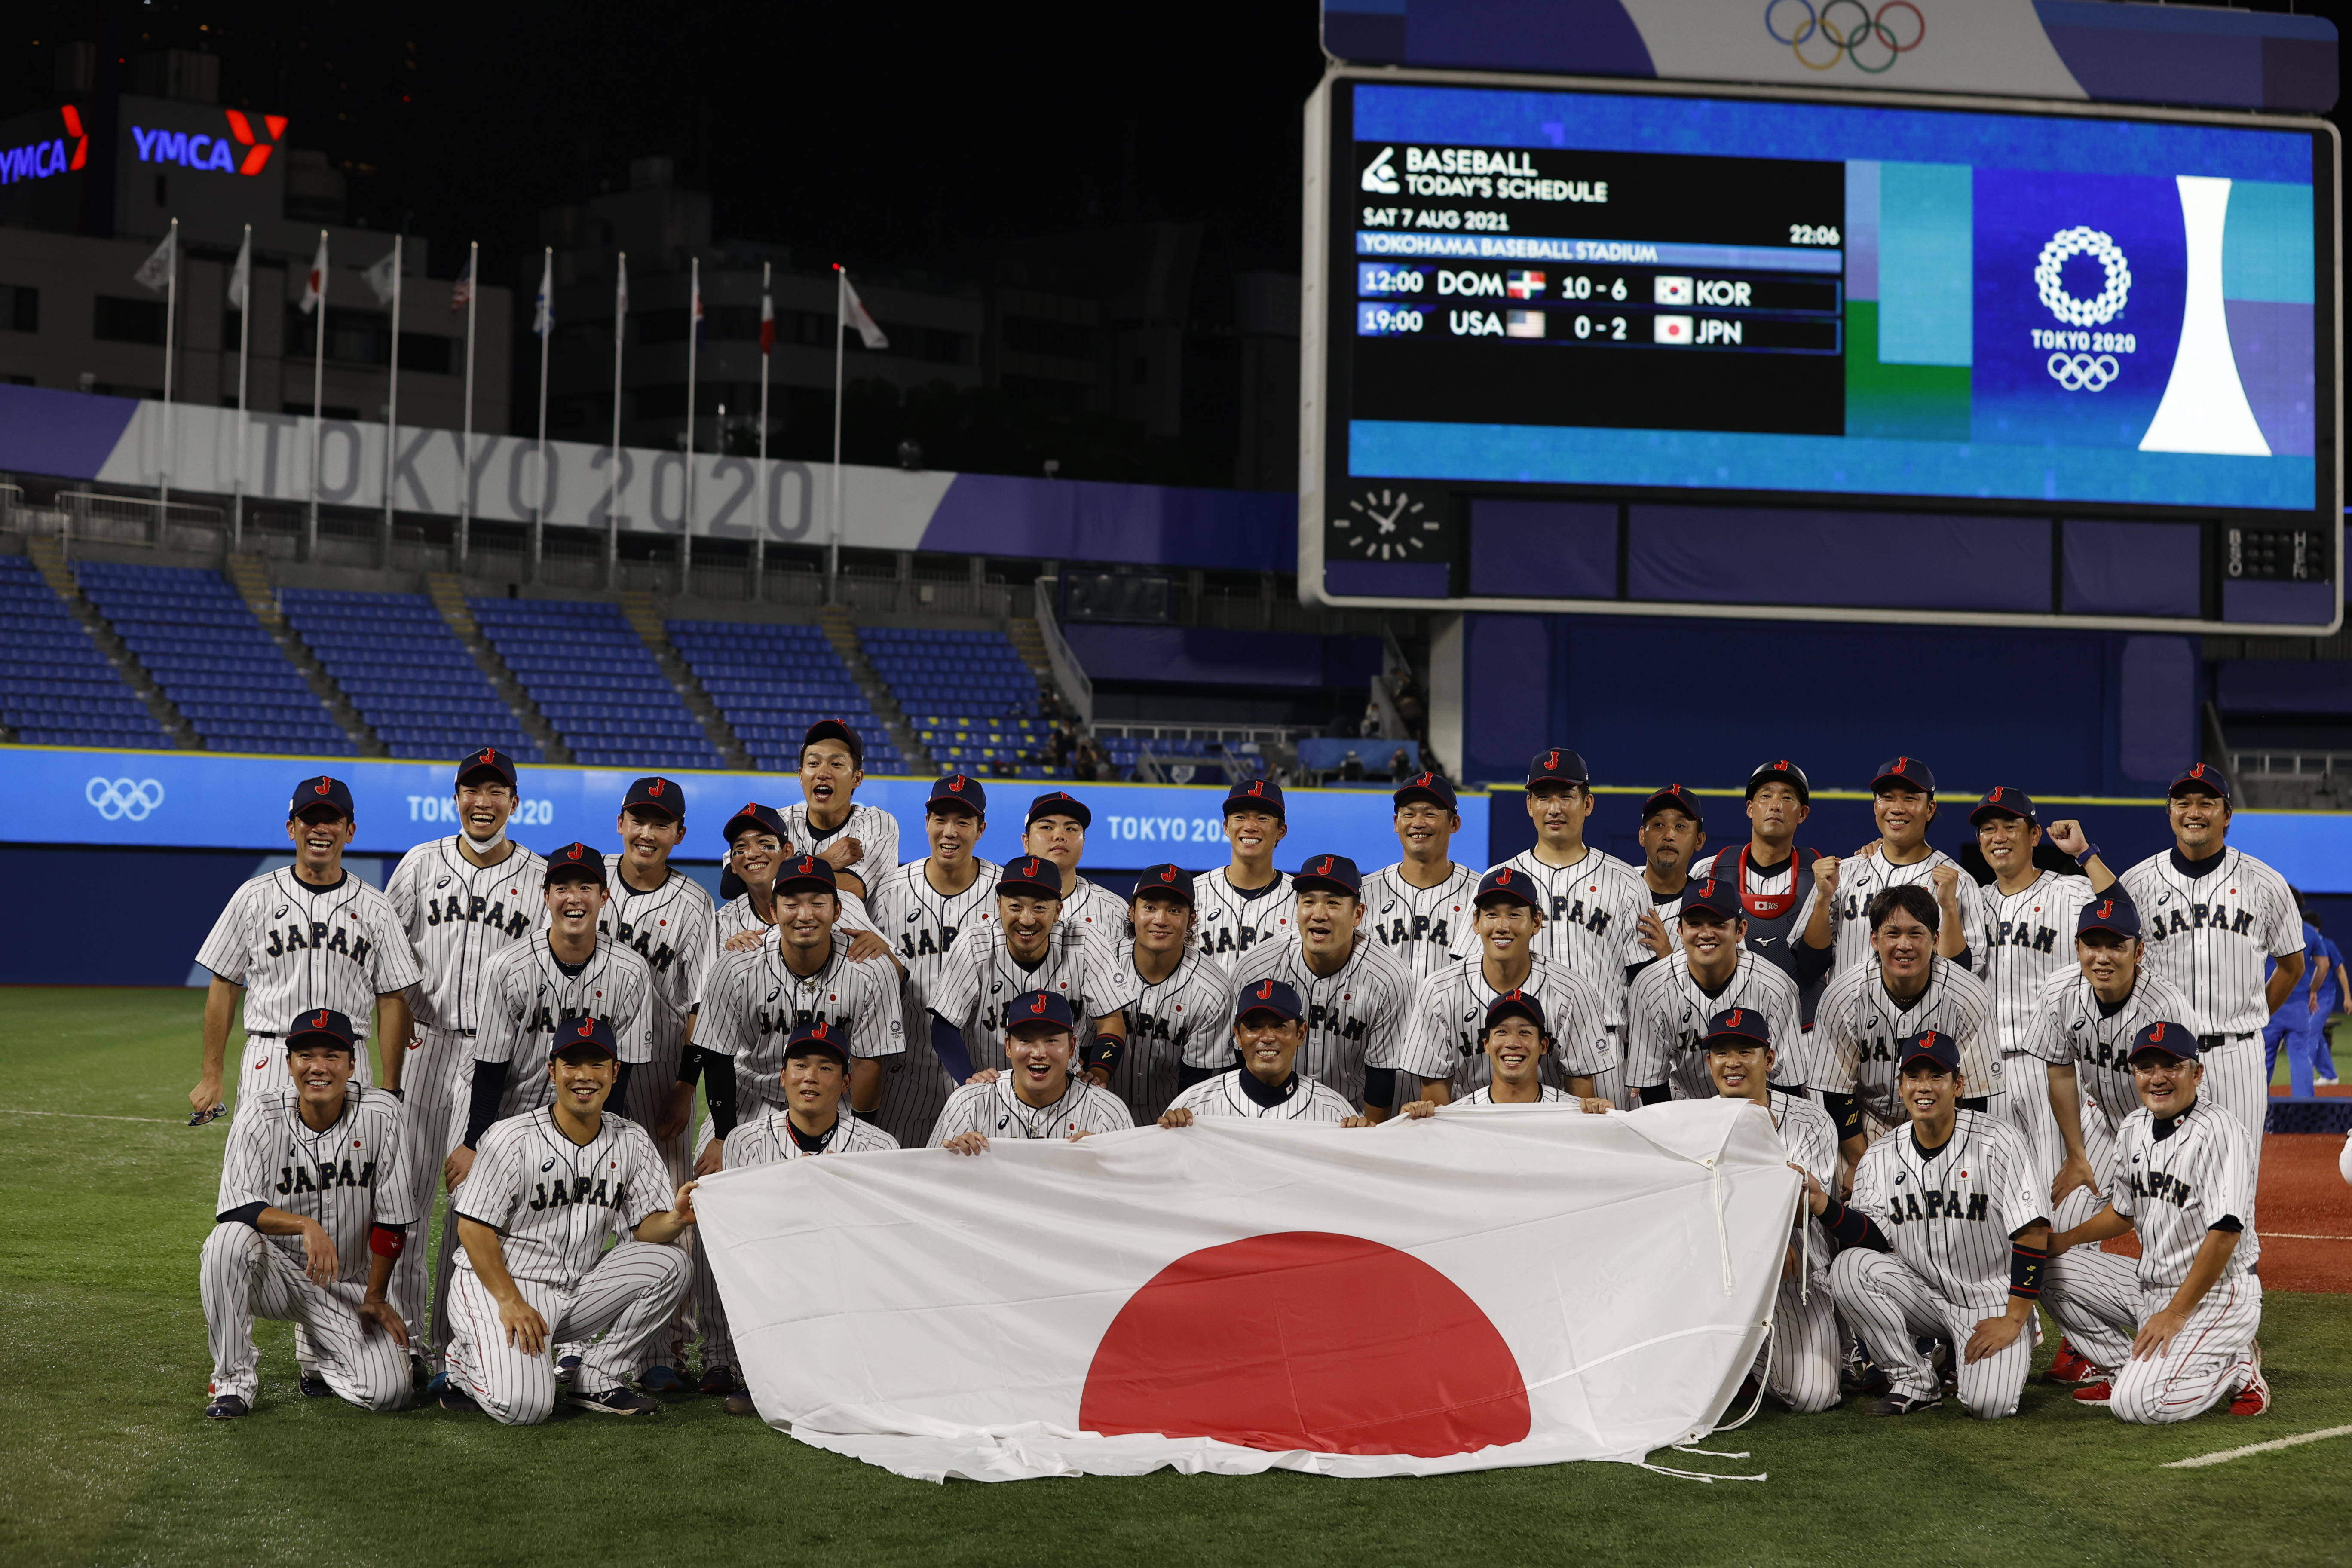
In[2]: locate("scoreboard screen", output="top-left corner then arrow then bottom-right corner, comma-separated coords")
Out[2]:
1303,74 -> 2339,628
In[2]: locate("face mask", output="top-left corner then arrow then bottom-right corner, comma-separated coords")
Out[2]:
462,821 -> 508,855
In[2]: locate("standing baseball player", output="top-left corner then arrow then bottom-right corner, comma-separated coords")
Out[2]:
779,719 -> 900,902
1814,885 -> 1998,1167
1359,771 -> 1479,982
1492,749 -> 1648,1106
864,775 -> 1002,1146
1625,878 -> 1806,1103
381,747 -> 546,1369
200,1008 -> 414,1419
2046,1022 -> 2269,1421
2118,765 -> 2302,1179
927,855 -> 1127,1089
1808,1031 -> 2051,1419
1702,1007 -> 1842,1415
1099,864 -> 1236,1119
441,1017 -> 697,1423
1691,760 -> 1834,1023
1245,854 -> 1414,1115
190,775 -> 419,1119
1191,777 -> 1297,962
1160,978 -> 1363,1125
1386,868 -> 1609,1103
931,990 -> 1135,1150
1799,757 -> 1984,979
1023,790 -> 1129,946
718,798 -> 888,953
1629,784 -> 1707,968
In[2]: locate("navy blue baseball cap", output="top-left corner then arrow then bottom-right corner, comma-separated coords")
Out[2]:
1746,759 -> 1810,804
784,1017 -> 851,1064
1026,790 -> 1092,830
772,853 -> 837,896
1527,748 -> 1591,787
1873,756 -> 1936,796
1133,863 -> 1195,906
1006,989 -> 1077,1035
2170,763 -> 2232,802
622,776 -> 683,820
802,719 -> 863,769
1969,786 -> 2036,826
723,801 -> 787,845
1394,770 -> 1457,811
1235,977 -> 1305,1024
1679,878 -> 1739,922
927,773 -> 987,816
1898,1030 -> 1961,1074
550,1014 -> 618,1061
2079,895 -> 2141,940
456,746 -> 519,788
1641,784 -> 1704,827
996,855 -> 1062,900
1475,866 -> 1541,909
2129,1020 -> 2201,1064
289,775 -> 354,820
1483,989 -> 1548,1036
1703,1007 -> 1773,1051
1294,853 -> 1363,897
544,841 -> 608,885
1223,776 -> 1286,821
285,1006 -> 358,1054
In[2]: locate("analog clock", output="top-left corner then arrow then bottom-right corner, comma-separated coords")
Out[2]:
1329,485 -> 1452,562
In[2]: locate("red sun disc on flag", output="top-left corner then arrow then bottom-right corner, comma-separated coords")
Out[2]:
1078,1231 -> 1529,1457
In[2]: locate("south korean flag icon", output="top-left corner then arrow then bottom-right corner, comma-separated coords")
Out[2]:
1654,314 -> 1694,346
1653,276 -> 1693,306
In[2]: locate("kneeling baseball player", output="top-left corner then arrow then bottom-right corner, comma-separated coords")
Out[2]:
2044,1021 -> 2269,1422
201,1008 -> 415,1419
1396,991 -> 1612,1113
442,1017 -> 698,1423
1161,979 -> 1363,1124
931,991 -> 1135,1151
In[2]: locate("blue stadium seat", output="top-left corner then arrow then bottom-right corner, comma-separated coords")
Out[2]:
0,556 -> 175,750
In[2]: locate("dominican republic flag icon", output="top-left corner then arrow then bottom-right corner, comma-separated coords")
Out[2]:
1506,270 -> 1545,299
1654,314 -> 1693,346
1653,276 -> 1693,306
1505,310 -> 1545,339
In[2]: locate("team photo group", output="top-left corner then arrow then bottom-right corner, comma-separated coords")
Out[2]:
189,717 -> 2297,1439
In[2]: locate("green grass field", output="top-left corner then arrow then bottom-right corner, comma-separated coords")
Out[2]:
4,985 -> 2347,1567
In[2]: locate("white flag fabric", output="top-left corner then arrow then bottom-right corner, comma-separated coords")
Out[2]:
695,1099 -> 1796,1485
226,229 -> 251,311
298,233 -> 328,315
533,250 -> 553,337
132,230 -> 175,294
362,246 -> 399,306
838,270 -> 889,351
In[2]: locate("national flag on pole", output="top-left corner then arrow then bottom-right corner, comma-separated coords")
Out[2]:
691,272 -> 704,343
533,251 -> 554,337
226,228 -> 251,312
132,230 -> 175,294
759,288 -> 774,356
614,254 -> 629,328
362,247 -> 399,306
450,249 -> 475,313
836,266 -> 888,350
298,233 -> 328,315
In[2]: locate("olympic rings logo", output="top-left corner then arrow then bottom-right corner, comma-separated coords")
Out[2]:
2047,353 -> 2120,392
2036,227 -> 2132,326
86,776 -> 165,821
1764,0 -> 1925,72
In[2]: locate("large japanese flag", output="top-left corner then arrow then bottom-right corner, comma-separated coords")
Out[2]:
695,1099 -> 1798,1483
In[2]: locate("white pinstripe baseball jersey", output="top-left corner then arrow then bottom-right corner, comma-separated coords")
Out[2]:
698,931 -> 906,1111
216,1084 -> 415,1283
1491,848 -> 1647,1027
1803,845 -> 1990,975
1387,952 -> 1609,1094
472,936 -> 654,1120
780,799 -> 902,893
1761,1087 -> 1839,1190
720,1105 -> 900,1165
383,839 -> 547,1032
927,919 -> 1119,1066
598,855 -> 718,1067
1055,875 -> 1130,950
195,867 -> 421,1044
2020,965 -> 2195,1138
928,1074 -> 1135,1144
716,886 -> 878,942
1359,861 -> 1479,981
2119,846 -> 2302,1036
1977,870 -> 2096,1053
1456,1084 -> 1574,1105
1847,1109 -> 2046,1312
1096,940 -> 1237,1118
1624,949 -> 1807,1099
2111,1096 -> 2261,1289
1240,935 -> 1413,1106
864,857 -> 1003,1142
1815,956 -> 1998,1128
452,1108 -> 668,1289
1191,868 -> 1296,965
1167,1069 -> 1355,1122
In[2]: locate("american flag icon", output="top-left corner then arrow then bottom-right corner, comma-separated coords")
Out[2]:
1505,310 -> 1546,339
1653,276 -> 1693,306
1507,270 -> 1545,299
1654,314 -> 1693,346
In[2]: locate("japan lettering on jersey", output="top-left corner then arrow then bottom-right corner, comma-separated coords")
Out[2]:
868,858 -> 1001,993
780,800 -> 903,891
1096,940 -> 1237,1119
1387,952 -> 1609,1096
1815,956 -> 1997,1129
928,920 -> 1113,1064
2020,965 -> 2195,1137
472,937 -> 654,1118
1166,1069 -> 1355,1122
216,1083 -> 413,1283
1491,849 -> 1648,1026
195,867 -> 421,1041
1625,950 -> 1807,1099
453,1108 -> 668,1289
1358,862 -> 1479,981
1242,936 -> 1412,1106
2113,1097 -> 2261,1289
2119,848 -> 2303,1035
598,854 -> 718,1059
1191,869 -> 1297,963
927,1074 -> 1135,1145
1806,847 -> 1988,976
1978,871 -> 2095,1053
385,839 -> 547,1033
1848,1109 -> 2047,1311
720,1106 -> 900,1166
699,931 -> 905,1110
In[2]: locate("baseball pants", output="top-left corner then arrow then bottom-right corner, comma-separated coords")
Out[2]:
386,1026 -> 470,1345
1829,1249 -> 2033,1418
1762,1262 -> 1842,1414
2046,1250 -> 2261,1423
2198,1033 -> 2269,1187
444,1242 -> 693,1425
869,1018 -> 958,1149
1594,1026 -> 1630,1111
2053,1097 -> 2123,1234
200,1224 -> 411,1411
619,1036 -> 695,1368
2004,1050 -> 2064,1193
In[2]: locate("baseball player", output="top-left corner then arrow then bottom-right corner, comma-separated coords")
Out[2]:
2118,764 -> 2302,1178
1799,757 -> 1984,979
1387,868 -> 1610,1103
1814,885 -> 1998,1167
1023,790 -> 1129,946
1691,760 -> 1834,1023
1491,749 -> 1647,1106
441,1016 -> 697,1423
695,1018 -> 898,1412
1625,879 -> 1807,1103
200,1008 -> 414,1419
381,747 -> 547,1367
931,989 -> 1136,1150
718,799 -> 888,954
864,775 -> 1003,1146
1098,864 -> 1236,1119
1701,1007 -> 1841,1415
1809,1031 -> 2051,1419
927,855 -> 1127,1089
1191,777 -> 1297,962
190,775 -> 420,1119
1160,978 -> 1363,1124
1358,771 -> 1479,982
779,719 -> 900,901
1393,991 -> 1612,1110
1246,854 -> 1414,1115
2046,1022 -> 2269,1421
1629,784 -> 1708,967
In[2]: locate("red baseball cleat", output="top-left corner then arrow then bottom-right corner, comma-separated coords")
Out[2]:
2229,1367 -> 2271,1416
2071,1381 -> 2113,1406
2045,1341 -> 2099,1384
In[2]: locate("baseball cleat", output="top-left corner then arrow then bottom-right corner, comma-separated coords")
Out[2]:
641,1364 -> 685,1394
698,1365 -> 738,1397
570,1387 -> 659,1416
299,1372 -> 332,1399
2071,1381 -> 2114,1406
2044,1341 -> 2099,1384
204,1393 -> 249,1421
188,1103 -> 227,1127
724,1392 -> 759,1417
424,1371 -> 449,1396
2229,1367 -> 2271,1416
554,1354 -> 582,1384
439,1382 -> 481,1414
1863,1393 -> 1942,1417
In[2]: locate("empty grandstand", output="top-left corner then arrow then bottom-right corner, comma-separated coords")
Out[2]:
0,554 -> 175,750
74,561 -> 352,756
862,628 -> 1049,777
666,620 -> 903,774
280,589 -> 542,763
469,597 -> 723,771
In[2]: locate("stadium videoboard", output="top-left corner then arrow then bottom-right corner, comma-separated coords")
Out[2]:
1300,71 -> 2342,631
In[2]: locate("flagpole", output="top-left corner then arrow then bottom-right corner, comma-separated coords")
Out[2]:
308,229 -> 325,560
683,255 -> 698,590
458,240 -> 476,569
159,218 -> 176,541
755,260 -> 770,601
532,244 -> 550,582
233,224 -> 249,552
608,251 -> 625,586
829,264 -> 844,603
381,234 -> 402,564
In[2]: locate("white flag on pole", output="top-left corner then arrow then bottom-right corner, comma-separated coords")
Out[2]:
533,251 -> 554,337
226,228 -> 251,311
298,233 -> 328,315
839,270 -> 889,350
132,229 -> 175,293
362,247 -> 399,306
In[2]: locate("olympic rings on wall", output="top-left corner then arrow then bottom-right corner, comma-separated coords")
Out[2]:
2047,353 -> 2121,392
86,776 -> 166,820
1764,0 -> 1925,73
